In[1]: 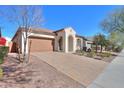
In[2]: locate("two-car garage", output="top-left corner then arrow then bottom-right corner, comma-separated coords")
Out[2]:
11,28 -> 55,53
29,37 -> 54,52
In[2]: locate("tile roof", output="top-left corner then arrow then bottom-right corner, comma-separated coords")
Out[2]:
30,28 -> 55,36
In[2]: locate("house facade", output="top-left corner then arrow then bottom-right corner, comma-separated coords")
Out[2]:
11,27 -> 92,54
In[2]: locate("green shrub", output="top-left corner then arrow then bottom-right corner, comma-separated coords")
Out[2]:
80,50 -> 85,55
0,46 -> 9,64
86,51 -> 96,58
0,46 -> 9,56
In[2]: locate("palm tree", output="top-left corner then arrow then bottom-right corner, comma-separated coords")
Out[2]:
99,34 -> 106,52
94,35 -> 99,53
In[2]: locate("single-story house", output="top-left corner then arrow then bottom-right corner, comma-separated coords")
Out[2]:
11,27 -> 93,54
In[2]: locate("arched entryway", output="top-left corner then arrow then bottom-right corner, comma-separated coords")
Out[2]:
68,35 -> 74,52
77,39 -> 81,50
58,37 -> 63,51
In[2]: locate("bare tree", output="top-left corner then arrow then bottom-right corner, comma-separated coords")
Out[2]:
100,7 -> 124,50
101,7 -> 124,33
0,6 -> 43,63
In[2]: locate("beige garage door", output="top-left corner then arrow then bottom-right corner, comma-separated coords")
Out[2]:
29,37 -> 54,52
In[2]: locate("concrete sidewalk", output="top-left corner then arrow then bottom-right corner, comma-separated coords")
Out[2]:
88,49 -> 124,88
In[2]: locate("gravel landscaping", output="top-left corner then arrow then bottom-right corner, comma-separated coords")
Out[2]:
74,51 -> 118,63
0,53 -> 83,88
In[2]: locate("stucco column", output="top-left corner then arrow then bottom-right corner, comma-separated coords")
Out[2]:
64,33 -> 68,53
54,36 -> 59,51
81,39 -> 83,49
73,35 -> 76,52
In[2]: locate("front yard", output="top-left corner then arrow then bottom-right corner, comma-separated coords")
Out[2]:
0,53 -> 83,88
0,48 -> 118,88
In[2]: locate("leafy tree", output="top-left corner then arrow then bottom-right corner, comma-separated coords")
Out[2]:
100,7 -> 124,51
108,31 -> 124,51
104,39 -> 111,51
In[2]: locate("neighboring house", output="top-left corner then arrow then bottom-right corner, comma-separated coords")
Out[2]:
11,27 -> 92,54
0,37 -> 6,47
86,36 -> 106,52
85,40 -> 93,51
0,30 -> 7,46
0,30 -> 12,53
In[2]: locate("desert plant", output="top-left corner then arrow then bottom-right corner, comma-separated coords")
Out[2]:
0,68 -> 3,79
86,51 -> 96,58
76,50 -> 85,56
98,52 -> 111,58
105,52 -> 112,57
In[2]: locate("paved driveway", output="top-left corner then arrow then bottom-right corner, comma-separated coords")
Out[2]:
32,52 -> 108,87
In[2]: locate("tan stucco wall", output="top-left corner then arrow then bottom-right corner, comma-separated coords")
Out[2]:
54,27 -> 76,53
12,27 -> 86,54
54,30 -> 65,52
76,37 -> 84,50
11,31 -> 22,53
64,27 -> 76,53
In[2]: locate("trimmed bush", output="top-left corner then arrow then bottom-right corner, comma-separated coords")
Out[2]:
0,46 -> 9,64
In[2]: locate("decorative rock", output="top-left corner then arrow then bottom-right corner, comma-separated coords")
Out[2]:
9,73 -> 15,77
6,79 -> 15,83
20,73 -> 26,77
14,70 -> 21,75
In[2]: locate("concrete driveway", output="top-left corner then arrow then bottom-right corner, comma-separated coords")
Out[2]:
32,52 -> 108,87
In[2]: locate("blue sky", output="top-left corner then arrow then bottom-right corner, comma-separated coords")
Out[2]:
0,5 -> 121,40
